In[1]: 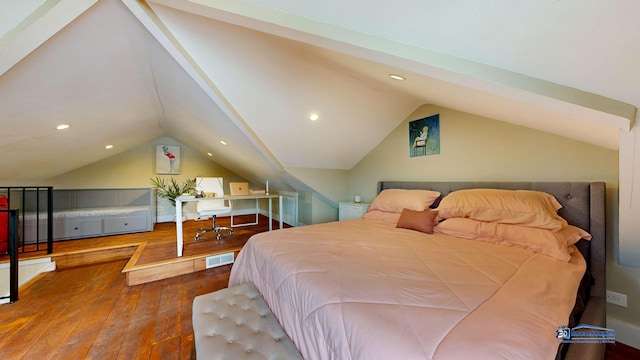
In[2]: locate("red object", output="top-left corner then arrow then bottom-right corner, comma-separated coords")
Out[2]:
0,195 -> 8,253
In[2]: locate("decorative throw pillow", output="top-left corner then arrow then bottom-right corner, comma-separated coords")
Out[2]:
396,209 -> 439,234
369,189 -> 441,213
436,188 -> 567,230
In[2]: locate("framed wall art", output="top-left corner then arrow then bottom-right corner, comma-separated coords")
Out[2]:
409,114 -> 440,157
156,145 -> 181,174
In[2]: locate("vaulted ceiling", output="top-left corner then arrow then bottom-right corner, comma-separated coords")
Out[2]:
1,0 -> 637,192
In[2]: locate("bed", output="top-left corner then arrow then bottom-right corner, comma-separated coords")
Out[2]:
229,182 -> 606,360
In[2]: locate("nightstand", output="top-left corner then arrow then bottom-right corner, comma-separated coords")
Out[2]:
338,201 -> 370,221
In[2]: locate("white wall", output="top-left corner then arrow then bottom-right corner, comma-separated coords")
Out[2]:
613,123 -> 640,348
618,125 -> 640,266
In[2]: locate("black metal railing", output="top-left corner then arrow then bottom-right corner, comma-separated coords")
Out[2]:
0,187 -> 53,254
1,209 -> 19,303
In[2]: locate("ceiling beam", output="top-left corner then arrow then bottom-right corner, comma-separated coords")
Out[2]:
122,0 -> 284,172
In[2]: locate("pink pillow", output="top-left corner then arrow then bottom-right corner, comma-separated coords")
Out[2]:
369,189 -> 441,213
436,188 -> 567,231
362,209 -> 401,223
396,209 -> 438,234
434,218 -> 591,261
556,224 -> 592,245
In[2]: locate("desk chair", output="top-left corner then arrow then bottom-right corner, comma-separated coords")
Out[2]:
194,177 -> 233,241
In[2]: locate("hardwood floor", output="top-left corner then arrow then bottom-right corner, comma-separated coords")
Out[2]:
1,217 -> 639,359
0,259 -> 231,359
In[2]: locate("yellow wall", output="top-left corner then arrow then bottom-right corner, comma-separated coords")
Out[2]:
350,104 -> 617,202
284,167 -> 349,224
43,136 -> 248,221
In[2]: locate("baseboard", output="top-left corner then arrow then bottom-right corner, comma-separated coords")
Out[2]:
607,317 -> 640,350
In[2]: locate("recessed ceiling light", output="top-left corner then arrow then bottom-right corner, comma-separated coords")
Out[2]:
310,113 -> 319,121
105,145 -> 113,149
220,140 -> 227,146
389,74 -> 406,81
56,124 -> 70,130
207,152 -> 213,157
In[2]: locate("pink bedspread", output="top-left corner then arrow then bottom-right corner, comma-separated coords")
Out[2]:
229,218 -> 586,359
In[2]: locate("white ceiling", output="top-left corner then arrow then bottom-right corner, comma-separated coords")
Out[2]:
0,0 -> 637,191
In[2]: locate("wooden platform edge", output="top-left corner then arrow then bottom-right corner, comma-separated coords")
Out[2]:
52,244 -> 140,269
122,243 -> 244,286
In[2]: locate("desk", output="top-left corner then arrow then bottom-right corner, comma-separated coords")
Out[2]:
175,194 -> 282,257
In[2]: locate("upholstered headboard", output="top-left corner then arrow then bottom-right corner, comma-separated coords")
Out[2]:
377,181 -> 606,360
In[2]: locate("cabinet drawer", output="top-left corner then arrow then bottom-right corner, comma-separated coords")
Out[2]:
103,216 -> 148,234
64,218 -> 103,239
52,219 -> 67,239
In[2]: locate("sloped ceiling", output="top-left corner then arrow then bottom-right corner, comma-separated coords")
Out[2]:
0,0 -> 637,195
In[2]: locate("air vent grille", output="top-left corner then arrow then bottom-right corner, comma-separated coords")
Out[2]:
206,252 -> 234,269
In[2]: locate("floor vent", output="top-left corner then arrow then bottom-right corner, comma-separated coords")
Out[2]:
206,252 -> 234,269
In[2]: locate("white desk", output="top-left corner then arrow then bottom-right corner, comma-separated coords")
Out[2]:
175,194 -> 282,257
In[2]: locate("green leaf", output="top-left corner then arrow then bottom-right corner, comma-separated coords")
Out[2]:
150,176 -> 196,206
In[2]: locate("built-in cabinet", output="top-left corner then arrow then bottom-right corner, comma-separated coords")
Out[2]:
55,218 -> 103,239
23,188 -> 154,243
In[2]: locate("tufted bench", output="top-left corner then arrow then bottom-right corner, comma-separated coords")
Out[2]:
192,282 -> 303,360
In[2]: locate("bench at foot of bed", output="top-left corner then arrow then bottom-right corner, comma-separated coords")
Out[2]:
192,282 -> 302,360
